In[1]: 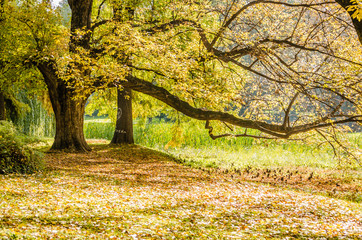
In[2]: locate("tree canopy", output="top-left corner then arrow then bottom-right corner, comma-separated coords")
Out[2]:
0,0 -> 361,158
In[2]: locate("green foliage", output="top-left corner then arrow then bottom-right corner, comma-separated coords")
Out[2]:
349,132 -> 362,148
0,121 -> 44,174
14,91 -> 55,138
85,89 -> 170,124
83,117 -> 304,149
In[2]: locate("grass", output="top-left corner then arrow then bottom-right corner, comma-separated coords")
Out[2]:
84,118 -> 361,169
84,119 -> 114,140
85,117 -> 361,148
83,118 -> 362,203
1,143 -> 361,239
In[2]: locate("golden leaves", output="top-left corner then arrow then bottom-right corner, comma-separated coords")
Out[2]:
0,144 -> 361,238
347,0 -> 362,21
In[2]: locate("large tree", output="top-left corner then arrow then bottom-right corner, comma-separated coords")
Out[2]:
47,0 -> 93,151
3,0 -> 361,155
110,3 -> 135,144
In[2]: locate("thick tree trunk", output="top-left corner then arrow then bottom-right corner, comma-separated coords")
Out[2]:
50,84 -> 91,152
0,91 -> 5,120
52,93 -> 90,152
38,63 -> 91,152
111,87 -> 134,144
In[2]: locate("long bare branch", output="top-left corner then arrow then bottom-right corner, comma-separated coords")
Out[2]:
120,75 -> 361,139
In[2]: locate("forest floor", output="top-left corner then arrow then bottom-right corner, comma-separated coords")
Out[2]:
0,142 -> 361,239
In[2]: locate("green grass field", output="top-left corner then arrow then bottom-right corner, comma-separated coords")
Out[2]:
84,118 -> 361,169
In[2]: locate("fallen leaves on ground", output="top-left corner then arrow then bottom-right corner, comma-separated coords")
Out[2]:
0,144 -> 361,239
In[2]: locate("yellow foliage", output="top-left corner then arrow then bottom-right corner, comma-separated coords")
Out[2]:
347,0 -> 362,21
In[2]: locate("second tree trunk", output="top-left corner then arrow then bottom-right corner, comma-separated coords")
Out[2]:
111,87 -> 134,144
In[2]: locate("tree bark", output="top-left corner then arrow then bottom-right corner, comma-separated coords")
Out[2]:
52,90 -> 90,151
111,87 -> 134,144
37,62 -> 91,152
0,91 -> 5,120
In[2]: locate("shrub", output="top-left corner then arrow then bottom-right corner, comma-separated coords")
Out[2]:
0,121 -> 44,174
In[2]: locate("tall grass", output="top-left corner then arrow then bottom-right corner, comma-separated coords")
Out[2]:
84,118 -> 292,149
349,132 -> 362,148
83,118 -> 361,169
84,118 -> 114,140
84,118 -> 259,149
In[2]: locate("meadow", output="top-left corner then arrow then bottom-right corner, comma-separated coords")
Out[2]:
83,118 -> 362,203
84,117 -> 361,169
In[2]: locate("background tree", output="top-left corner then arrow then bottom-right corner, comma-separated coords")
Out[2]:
110,1 -> 136,144
0,0 -> 49,125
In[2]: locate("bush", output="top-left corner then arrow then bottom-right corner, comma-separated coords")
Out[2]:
0,121 -> 44,174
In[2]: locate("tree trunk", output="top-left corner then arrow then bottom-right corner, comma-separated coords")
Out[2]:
52,93 -> 90,152
38,63 -> 91,152
111,87 -> 134,144
0,91 -> 5,120
111,5 -> 135,145
34,0 -> 93,152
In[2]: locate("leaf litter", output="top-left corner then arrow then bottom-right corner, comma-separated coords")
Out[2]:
0,143 -> 361,239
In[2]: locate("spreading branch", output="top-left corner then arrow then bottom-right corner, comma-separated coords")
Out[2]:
120,75 -> 361,139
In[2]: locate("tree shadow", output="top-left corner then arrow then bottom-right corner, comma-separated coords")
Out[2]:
45,144 -> 217,188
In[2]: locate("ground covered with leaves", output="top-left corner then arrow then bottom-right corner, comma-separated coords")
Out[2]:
0,143 -> 361,239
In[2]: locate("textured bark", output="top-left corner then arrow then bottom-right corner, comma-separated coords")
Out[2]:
52,90 -> 90,151
111,88 -> 134,144
0,91 -> 5,120
38,62 -> 91,152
